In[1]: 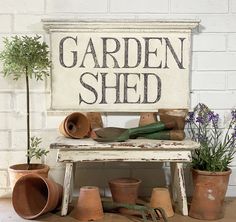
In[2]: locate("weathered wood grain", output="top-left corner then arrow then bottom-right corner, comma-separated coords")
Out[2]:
50,136 -> 199,151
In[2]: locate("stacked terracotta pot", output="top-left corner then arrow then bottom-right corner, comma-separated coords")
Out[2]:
12,174 -> 62,219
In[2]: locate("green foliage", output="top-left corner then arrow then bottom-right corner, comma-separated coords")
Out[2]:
0,35 -> 51,165
186,103 -> 236,172
0,35 -> 51,80
27,136 -> 49,163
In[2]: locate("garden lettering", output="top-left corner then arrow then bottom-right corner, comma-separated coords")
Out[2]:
59,36 -> 186,106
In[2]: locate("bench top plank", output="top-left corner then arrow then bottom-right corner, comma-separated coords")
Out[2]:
50,136 -> 199,151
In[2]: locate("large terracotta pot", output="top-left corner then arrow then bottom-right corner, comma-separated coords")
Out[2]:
8,163 -> 49,189
189,168 -> 231,220
12,173 -> 62,219
74,186 -> 104,221
59,112 -> 90,139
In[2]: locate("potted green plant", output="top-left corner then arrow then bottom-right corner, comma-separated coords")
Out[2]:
0,35 -> 51,188
186,103 -> 236,220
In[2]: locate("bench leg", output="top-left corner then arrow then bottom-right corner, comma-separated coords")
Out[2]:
170,162 -> 188,216
61,162 -> 73,216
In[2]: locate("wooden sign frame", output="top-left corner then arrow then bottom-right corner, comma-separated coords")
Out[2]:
43,19 -> 200,112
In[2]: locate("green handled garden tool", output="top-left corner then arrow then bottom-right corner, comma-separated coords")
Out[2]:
102,200 -> 168,222
133,130 -> 185,141
91,122 -> 175,142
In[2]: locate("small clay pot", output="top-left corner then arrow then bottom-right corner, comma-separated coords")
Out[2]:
87,112 -> 103,130
158,109 -> 188,130
8,163 -> 49,190
150,187 -> 174,217
109,178 -> 142,204
12,173 -> 62,219
189,169 -> 231,220
59,112 -> 90,138
109,178 -> 142,215
139,112 -> 157,126
74,186 -> 104,221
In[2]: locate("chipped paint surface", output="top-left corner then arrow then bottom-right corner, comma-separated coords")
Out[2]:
207,189 -> 215,201
52,136 -> 199,217
50,136 -> 200,150
208,194 -> 215,201
57,150 -> 193,162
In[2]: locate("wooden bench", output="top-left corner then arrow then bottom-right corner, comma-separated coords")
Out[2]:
50,137 -> 199,216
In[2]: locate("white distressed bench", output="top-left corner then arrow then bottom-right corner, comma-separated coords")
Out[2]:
50,137 -> 199,216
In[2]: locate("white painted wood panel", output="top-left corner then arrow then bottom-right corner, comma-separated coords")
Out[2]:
43,19 -> 199,112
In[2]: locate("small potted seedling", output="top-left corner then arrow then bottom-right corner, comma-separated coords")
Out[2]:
0,35 -> 51,188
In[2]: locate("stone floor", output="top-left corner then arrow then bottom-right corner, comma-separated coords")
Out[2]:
0,198 -> 236,222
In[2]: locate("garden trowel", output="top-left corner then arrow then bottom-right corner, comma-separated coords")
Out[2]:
91,122 -> 175,142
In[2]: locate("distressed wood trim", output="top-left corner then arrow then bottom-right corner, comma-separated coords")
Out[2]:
61,162 -> 73,216
51,137 -> 200,151
42,19 -> 200,32
171,162 -> 188,216
57,150 -> 192,162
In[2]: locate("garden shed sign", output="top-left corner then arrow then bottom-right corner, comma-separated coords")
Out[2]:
43,19 -> 199,112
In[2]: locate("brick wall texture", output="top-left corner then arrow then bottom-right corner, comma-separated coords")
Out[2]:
0,0 -> 236,197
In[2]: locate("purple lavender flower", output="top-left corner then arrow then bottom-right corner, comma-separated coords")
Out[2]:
231,110 -> 236,121
232,131 -> 236,139
207,111 -> 214,121
232,126 -> 236,138
196,116 -> 204,124
186,111 -> 194,123
208,112 -> 219,127
197,134 -> 208,143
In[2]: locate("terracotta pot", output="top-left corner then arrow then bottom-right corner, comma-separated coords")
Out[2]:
139,112 -> 157,126
109,178 -> 141,215
158,109 -> 188,130
59,112 -> 90,139
74,186 -> 104,221
189,168 -> 231,220
8,163 -> 49,190
12,173 -> 62,219
109,178 -> 142,204
150,187 -> 174,217
87,112 -> 103,130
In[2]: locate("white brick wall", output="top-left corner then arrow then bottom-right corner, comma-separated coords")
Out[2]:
46,0 -> 108,13
0,0 -> 236,198
171,0 -> 229,14
192,34 -> 226,52
0,0 -> 44,14
0,15 -> 12,33
110,0 -> 169,13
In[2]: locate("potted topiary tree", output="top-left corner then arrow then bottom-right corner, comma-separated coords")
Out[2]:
0,35 -> 51,188
186,103 -> 236,220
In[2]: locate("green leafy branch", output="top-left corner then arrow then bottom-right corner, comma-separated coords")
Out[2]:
26,136 -> 49,163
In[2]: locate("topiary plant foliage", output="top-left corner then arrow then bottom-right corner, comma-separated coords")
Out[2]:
0,35 -> 51,165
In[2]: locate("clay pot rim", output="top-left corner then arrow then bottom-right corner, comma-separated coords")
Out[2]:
158,109 -> 189,116
64,112 -> 90,139
80,186 -> 99,190
109,178 -> 142,185
152,187 -> 170,192
192,168 -> 232,176
13,173 -> 52,219
8,163 -> 49,173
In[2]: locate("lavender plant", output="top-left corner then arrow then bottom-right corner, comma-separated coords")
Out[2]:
186,103 -> 236,172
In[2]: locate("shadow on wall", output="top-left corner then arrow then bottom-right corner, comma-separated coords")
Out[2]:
74,162 -> 169,197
